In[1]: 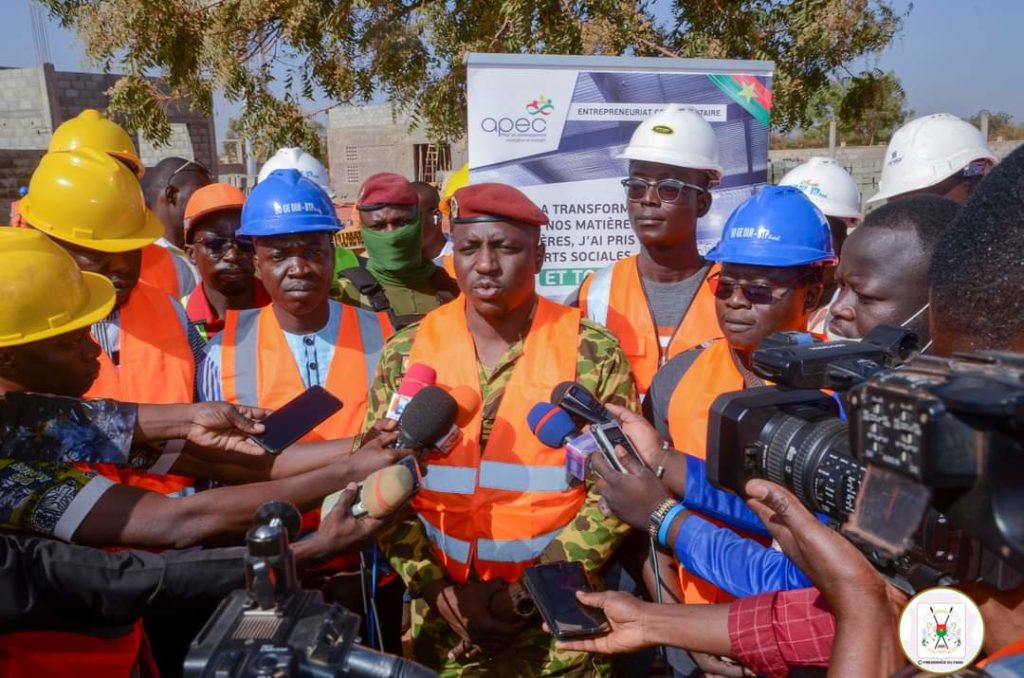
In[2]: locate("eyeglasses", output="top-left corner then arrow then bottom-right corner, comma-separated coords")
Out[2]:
195,236 -> 254,258
621,177 -> 707,204
169,159 -> 210,181
707,272 -> 808,305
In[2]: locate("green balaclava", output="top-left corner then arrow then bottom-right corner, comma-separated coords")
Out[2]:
361,212 -> 436,286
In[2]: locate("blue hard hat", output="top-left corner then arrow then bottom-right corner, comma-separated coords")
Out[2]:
706,186 -> 837,267
238,169 -> 340,238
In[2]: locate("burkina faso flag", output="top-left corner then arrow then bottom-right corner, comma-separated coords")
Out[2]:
708,74 -> 772,126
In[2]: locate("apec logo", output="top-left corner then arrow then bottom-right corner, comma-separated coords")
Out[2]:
480,95 -> 553,138
526,95 -> 554,116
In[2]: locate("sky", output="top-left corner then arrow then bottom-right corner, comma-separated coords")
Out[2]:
0,0 -> 1020,148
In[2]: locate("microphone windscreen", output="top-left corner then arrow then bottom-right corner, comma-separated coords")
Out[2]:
530,405 -> 579,448
398,363 -> 437,398
397,385 -> 459,448
550,381 -> 574,405
361,464 -> 416,518
447,385 -> 481,427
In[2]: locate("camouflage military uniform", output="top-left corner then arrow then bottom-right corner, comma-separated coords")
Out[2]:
331,264 -> 459,321
360,311 -> 638,677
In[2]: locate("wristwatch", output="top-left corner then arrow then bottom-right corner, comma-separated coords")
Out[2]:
648,497 -> 678,540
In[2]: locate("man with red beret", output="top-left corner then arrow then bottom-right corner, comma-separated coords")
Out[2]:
361,182 -> 638,675
333,172 -> 459,328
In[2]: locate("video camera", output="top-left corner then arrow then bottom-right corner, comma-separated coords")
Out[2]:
706,325 -> 1024,593
184,501 -> 434,677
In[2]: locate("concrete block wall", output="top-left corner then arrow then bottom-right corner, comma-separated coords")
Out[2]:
0,149 -> 46,219
327,105 -> 467,200
768,139 -> 1023,212
0,64 -> 218,213
0,66 -> 52,150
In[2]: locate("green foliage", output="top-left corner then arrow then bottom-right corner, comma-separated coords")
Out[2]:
40,0 -> 904,152
666,0 -> 906,132
796,69 -> 907,146
968,111 -> 1024,140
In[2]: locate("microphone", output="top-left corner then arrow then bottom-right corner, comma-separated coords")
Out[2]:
551,382 -> 613,426
549,384 -> 648,475
386,363 -> 437,421
527,402 -> 598,483
527,403 -> 579,447
321,459 -> 420,519
395,385 -> 461,452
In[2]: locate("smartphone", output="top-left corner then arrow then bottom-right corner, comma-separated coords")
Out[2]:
523,562 -> 610,640
249,386 -> 343,454
591,420 -> 648,474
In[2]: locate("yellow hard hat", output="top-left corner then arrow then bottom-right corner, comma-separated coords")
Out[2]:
20,148 -> 164,253
49,109 -> 145,177
0,229 -> 116,348
440,163 -> 470,217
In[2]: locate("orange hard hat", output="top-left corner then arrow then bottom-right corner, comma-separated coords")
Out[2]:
183,183 -> 245,241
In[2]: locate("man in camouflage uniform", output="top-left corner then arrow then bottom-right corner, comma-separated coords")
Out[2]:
361,183 -> 638,676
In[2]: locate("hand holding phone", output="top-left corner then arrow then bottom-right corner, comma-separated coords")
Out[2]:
249,386 -> 343,454
523,562 -> 610,640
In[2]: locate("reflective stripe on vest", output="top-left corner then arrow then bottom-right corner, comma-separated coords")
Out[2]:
220,302 -> 393,443
477,526 -> 563,563
584,264 -> 613,327
419,515 -> 472,564
579,256 -> 721,395
421,465 -> 476,495
663,339 -> 772,606
478,461 -> 568,493
81,282 -> 195,495
408,296 -> 585,583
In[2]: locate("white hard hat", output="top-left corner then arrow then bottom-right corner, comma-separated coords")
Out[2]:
258,146 -> 336,199
619,108 -> 723,184
867,114 -> 997,203
779,157 -> 863,222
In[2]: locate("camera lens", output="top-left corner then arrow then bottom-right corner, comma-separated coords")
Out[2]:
758,407 -> 865,519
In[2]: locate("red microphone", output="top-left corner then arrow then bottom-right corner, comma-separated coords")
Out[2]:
385,363 -> 437,421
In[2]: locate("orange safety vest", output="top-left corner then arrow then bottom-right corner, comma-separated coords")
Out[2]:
82,281 -> 196,495
219,302 -> 393,442
665,337 -> 826,604
408,296 -> 586,583
0,621 -> 156,678
140,243 -> 195,299
578,256 -> 721,395
978,636 -> 1024,668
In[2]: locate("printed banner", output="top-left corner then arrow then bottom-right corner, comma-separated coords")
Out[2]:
466,54 -> 774,300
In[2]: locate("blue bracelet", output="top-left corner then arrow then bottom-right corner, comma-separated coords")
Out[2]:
657,503 -> 686,548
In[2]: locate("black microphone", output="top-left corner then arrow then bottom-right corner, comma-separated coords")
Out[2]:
395,385 -> 460,450
551,382 -> 613,426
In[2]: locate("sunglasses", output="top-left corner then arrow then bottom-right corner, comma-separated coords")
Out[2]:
195,236 -> 254,258
621,177 -> 707,204
707,272 -> 809,305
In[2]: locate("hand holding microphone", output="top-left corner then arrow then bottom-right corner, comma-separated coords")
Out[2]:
394,385 -> 461,453
386,364 -> 437,421
547,382 -> 648,474
322,459 -> 421,520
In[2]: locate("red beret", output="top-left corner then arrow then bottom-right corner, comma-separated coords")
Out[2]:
450,183 -> 548,227
357,172 -> 418,209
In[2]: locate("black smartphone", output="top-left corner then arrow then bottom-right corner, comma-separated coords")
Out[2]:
523,562 -> 610,640
249,386 -> 343,454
